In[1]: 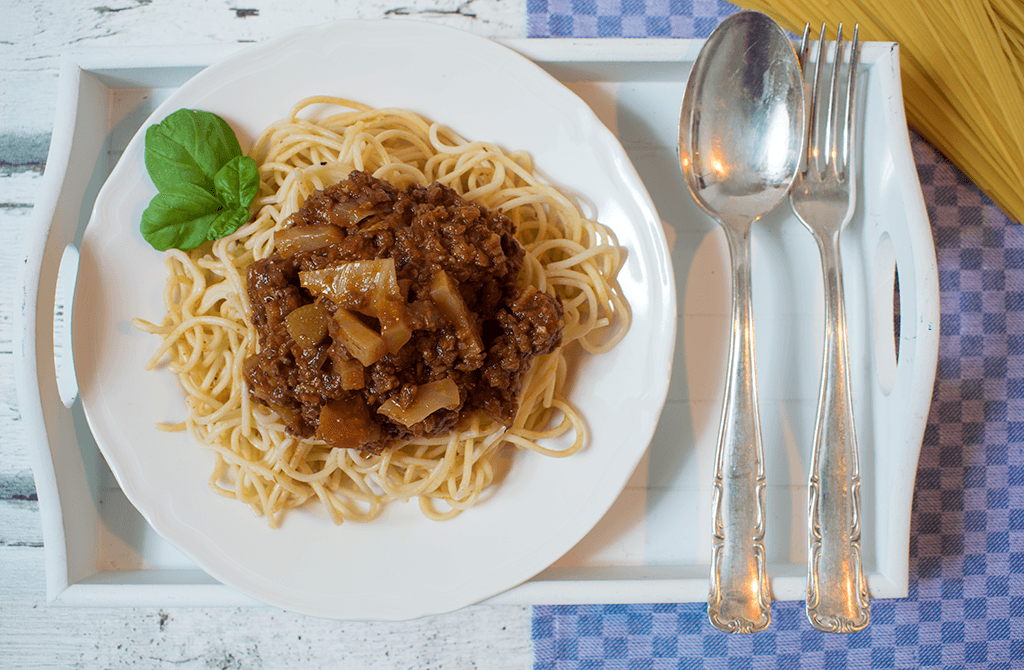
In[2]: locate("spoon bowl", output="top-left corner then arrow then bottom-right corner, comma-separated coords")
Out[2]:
678,10 -> 804,634
682,12 -> 805,222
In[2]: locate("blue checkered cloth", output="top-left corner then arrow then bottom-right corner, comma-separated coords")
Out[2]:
529,2 -> 1024,668
527,0 -> 741,39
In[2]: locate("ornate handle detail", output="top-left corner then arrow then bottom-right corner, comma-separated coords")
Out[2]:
708,222 -> 772,634
806,233 -> 870,633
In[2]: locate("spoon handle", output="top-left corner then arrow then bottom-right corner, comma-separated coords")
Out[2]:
806,232 -> 870,632
708,222 -> 772,634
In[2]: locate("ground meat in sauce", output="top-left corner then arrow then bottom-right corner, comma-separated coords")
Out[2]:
244,170 -> 564,454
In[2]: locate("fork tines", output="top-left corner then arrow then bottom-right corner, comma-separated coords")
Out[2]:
798,22 -> 860,181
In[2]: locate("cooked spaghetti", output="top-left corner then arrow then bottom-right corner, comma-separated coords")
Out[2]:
133,97 -> 630,527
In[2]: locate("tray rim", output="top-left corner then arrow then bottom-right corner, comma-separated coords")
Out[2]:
15,36 -> 939,610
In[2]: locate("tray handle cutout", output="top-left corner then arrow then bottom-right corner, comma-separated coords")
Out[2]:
55,243 -> 80,409
871,232 -> 898,395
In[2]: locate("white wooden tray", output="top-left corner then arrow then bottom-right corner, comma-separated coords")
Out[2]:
15,37 -> 939,610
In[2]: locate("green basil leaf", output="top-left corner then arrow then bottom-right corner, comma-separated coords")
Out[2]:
140,109 -> 259,251
206,204 -> 253,242
145,109 -> 242,194
140,183 -> 231,251
214,155 -> 260,210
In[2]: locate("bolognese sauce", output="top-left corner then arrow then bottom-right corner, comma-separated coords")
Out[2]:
244,170 -> 564,454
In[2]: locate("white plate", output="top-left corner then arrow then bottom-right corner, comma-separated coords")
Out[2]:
73,21 -> 675,620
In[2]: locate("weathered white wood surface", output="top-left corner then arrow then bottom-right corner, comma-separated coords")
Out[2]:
2,2 -> 535,668
2,0 -> 526,153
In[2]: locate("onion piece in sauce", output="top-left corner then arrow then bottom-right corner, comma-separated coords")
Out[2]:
331,307 -> 387,367
300,259 -> 413,354
376,378 -> 461,427
275,224 -> 343,258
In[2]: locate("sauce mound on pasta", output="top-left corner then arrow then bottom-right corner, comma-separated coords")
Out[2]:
244,170 -> 564,454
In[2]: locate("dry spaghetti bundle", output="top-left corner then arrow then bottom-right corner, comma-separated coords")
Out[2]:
735,0 -> 1024,224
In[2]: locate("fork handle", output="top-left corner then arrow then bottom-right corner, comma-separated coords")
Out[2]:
807,232 -> 871,633
708,221 -> 772,634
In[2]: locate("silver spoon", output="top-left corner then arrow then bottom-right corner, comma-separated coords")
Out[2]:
679,11 -> 805,633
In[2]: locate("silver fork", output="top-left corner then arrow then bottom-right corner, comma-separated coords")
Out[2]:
790,22 -> 871,633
